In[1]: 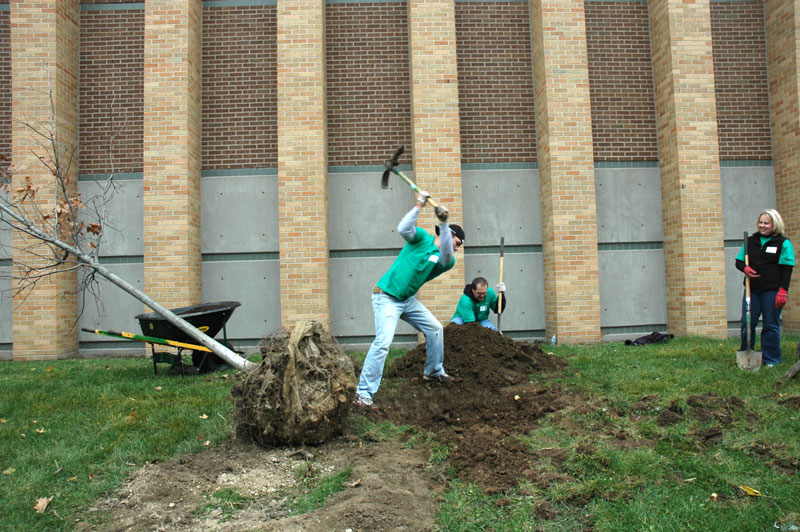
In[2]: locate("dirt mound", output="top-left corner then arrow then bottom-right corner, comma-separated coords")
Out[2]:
231,320 -> 356,446
381,322 -> 571,492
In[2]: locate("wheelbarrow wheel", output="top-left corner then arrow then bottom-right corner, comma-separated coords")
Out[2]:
191,340 -> 234,374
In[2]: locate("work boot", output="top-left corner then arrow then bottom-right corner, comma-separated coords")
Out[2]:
423,372 -> 453,384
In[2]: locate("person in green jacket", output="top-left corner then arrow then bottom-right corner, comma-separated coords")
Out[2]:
451,276 -> 506,331
354,190 -> 465,410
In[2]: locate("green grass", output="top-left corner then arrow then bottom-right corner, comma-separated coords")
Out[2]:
285,467 -> 352,515
3,336 -> 800,531
0,358 -> 234,531
431,334 -> 800,532
197,487 -> 251,520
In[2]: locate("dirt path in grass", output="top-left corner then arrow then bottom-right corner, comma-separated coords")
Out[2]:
79,324 -> 585,532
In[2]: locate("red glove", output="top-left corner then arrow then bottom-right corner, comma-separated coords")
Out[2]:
776,288 -> 788,309
744,266 -> 760,278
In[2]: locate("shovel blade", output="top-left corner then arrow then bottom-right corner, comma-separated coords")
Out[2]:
736,349 -> 762,371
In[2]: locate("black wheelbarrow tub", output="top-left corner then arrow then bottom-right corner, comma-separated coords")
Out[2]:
135,301 -> 241,345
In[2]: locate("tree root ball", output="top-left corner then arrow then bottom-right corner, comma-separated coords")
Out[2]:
230,320 -> 356,447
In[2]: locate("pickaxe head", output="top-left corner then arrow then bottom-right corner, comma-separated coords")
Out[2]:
381,146 -> 405,189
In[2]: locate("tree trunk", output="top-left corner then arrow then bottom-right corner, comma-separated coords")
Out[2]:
0,202 -> 258,372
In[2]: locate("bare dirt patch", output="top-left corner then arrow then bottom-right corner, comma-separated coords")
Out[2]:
84,323 -> 582,531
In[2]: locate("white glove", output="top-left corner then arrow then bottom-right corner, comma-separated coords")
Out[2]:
496,282 -> 506,292
417,190 -> 431,207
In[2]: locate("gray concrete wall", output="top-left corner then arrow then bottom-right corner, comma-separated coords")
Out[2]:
721,165 -> 776,333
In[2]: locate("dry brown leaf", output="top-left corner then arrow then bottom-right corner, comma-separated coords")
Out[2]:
34,496 -> 53,513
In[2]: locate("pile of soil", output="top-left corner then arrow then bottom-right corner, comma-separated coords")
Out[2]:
230,320 -> 356,446
87,322 -> 578,531
380,322 -> 571,491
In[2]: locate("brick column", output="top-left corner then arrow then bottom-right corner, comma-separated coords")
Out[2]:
530,0 -> 601,342
142,0 -> 202,310
765,0 -> 800,331
649,0 -> 726,337
10,0 -> 80,360
407,0 -> 465,323
276,0 -> 330,327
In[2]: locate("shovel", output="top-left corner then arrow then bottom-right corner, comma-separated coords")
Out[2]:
737,230 -> 762,371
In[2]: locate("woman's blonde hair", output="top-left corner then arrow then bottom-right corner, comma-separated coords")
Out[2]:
758,209 -> 786,236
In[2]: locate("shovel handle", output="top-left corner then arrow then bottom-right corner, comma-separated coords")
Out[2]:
743,231 -> 751,301
389,166 -> 440,208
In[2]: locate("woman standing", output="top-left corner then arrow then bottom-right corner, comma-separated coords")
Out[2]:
735,209 -> 795,366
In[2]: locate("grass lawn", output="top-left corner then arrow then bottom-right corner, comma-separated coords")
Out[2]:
2,336 -> 800,531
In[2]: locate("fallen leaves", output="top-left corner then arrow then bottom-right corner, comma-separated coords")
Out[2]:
738,485 -> 762,497
34,496 -> 53,513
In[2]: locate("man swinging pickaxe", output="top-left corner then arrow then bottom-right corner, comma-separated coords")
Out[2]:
381,146 -> 449,222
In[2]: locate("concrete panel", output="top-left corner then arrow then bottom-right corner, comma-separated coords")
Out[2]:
78,263 -> 146,342
0,266 -> 11,343
595,167 -> 663,243
202,259 -> 280,340
201,175 -> 278,254
78,179 -> 144,256
599,249 -> 667,327
721,165 -> 776,240
329,171 -> 420,250
725,246 -> 746,323
463,252 -> 545,331
330,256 -> 417,337
462,169 -> 541,246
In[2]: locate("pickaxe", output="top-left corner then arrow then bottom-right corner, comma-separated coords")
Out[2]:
381,146 -> 449,221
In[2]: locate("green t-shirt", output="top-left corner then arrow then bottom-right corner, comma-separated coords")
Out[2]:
452,286 -> 500,322
377,227 -> 455,300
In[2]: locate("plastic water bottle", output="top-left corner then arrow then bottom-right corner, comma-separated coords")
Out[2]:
550,334 -> 557,346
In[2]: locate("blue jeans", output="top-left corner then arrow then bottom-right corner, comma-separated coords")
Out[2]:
450,316 -> 497,331
740,288 -> 782,365
356,292 -> 445,400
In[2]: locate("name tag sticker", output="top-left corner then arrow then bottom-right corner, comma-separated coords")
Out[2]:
480,305 -> 488,312
428,254 -> 439,263
766,246 -> 778,254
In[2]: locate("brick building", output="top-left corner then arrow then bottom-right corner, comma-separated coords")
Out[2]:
0,0 -> 798,360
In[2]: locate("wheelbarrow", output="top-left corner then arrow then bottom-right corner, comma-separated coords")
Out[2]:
83,301 -> 241,376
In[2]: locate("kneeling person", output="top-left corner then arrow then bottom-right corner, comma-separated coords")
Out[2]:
451,277 -> 506,331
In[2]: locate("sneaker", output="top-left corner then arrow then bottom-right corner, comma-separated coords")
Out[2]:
764,363 -> 776,368
353,394 -> 378,410
423,372 -> 453,384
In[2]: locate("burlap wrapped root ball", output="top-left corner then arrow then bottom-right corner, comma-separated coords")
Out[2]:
231,320 -> 357,446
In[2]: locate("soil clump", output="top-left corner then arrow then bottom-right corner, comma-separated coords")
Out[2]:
230,320 -> 356,446
382,322 -> 571,491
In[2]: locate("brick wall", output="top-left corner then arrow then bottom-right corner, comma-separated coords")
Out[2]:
11,0 -> 80,359
650,0 -> 727,337
765,0 -> 800,330
585,1 -> 658,162
711,1 -> 771,161
455,1 -> 536,164
277,0 -> 330,327
202,5 -> 277,171
326,2 -> 411,167
79,9 -> 144,175
530,0 -> 601,343
407,0 -> 465,324
142,0 -> 203,310
0,10 -> 10,166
